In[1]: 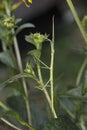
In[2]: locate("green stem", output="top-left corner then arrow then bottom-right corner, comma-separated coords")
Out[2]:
50,16 -> 55,113
59,101 -> 75,119
1,118 -> 22,130
12,29 -> 32,126
36,16 -> 57,118
66,2 -> 87,129
66,0 -> 87,87
9,44 -> 18,69
37,63 -> 57,118
66,0 -> 87,44
80,116 -> 86,130
1,41 -> 7,51
4,1 -> 32,126
59,101 -> 81,129
43,88 -> 57,118
76,58 -> 87,86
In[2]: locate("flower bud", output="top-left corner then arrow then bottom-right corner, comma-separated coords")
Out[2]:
3,16 -> 15,29
25,62 -> 35,76
25,33 -> 48,50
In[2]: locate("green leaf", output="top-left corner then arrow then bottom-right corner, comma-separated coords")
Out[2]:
66,86 -> 87,101
28,49 -> 41,59
25,33 -> 48,49
0,73 -> 37,91
0,50 -> 14,68
0,87 -> 16,102
12,1 -> 22,11
0,101 -> 10,111
0,102 -> 35,130
16,23 -> 35,35
67,87 -> 84,98
15,18 -> 22,24
25,33 -> 35,46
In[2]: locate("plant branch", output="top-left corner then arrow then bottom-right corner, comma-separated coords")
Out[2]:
66,0 -> 87,44
12,29 -> 32,125
50,16 -> 55,114
76,58 -> 87,86
59,101 -> 75,119
1,41 -> 7,51
35,57 -> 50,70
1,117 -> 22,130
36,16 -> 57,118
4,1 -> 32,126
9,44 -> 18,69
37,63 -> 57,118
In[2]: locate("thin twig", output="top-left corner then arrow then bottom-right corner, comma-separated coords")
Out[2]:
37,63 -> 57,118
50,16 -> 56,116
66,0 -> 87,44
79,116 -> 86,130
1,117 -> 22,130
76,58 -> 87,86
12,29 -> 32,125
35,57 -> 50,70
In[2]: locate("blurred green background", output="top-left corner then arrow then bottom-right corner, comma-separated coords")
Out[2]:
0,0 -> 87,129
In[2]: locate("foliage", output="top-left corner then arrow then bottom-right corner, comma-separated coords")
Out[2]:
44,115 -> 80,130
0,0 -> 87,130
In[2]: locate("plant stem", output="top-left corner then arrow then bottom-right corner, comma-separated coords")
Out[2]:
37,63 -> 57,118
50,16 -> 55,114
59,101 -> 75,119
1,117 -> 22,130
66,0 -> 87,87
1,41 -> 7,51
43,88 -> 57,118
66,0 -> 87,44
4,1 -> 32,126
9,44 -> 18,69
12,29 -> 32,125
36,16 -> 57,118
66,1 -> 87,129
76,58 -> 87,86
80,116 -> 86,130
